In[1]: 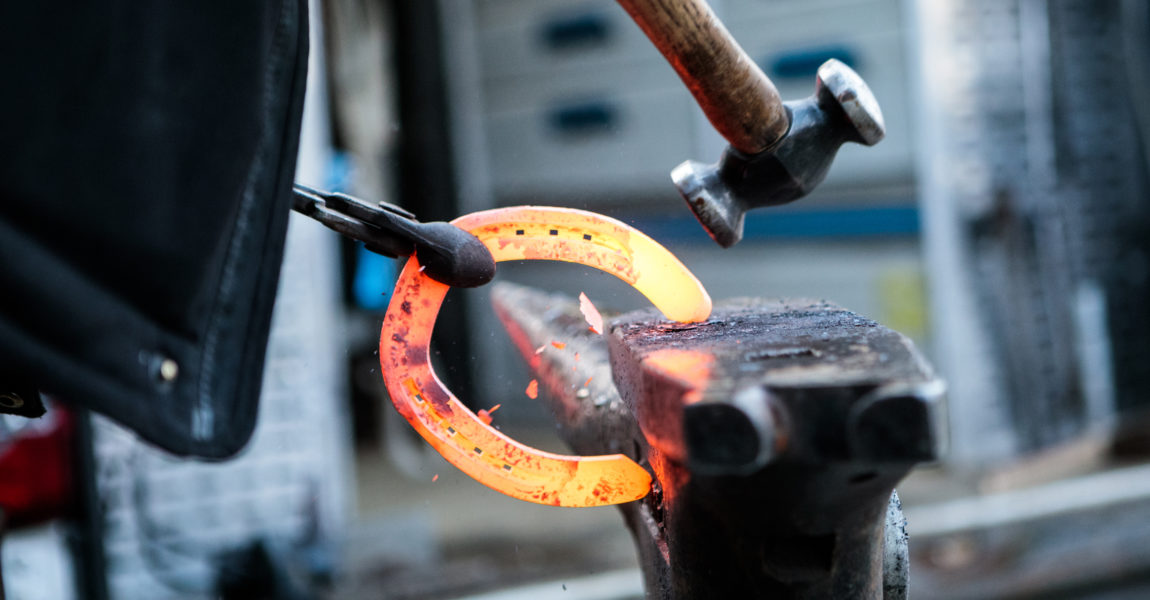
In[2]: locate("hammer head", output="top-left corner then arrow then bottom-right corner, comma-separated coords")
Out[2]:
673,59 -> 885,247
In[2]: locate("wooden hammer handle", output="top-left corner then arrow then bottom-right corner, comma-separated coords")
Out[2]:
617,0 -> 788,155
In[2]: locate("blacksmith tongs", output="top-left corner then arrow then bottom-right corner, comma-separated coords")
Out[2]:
291,184 -> 495,288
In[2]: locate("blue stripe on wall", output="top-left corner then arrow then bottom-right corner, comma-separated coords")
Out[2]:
630,206 -> 920,244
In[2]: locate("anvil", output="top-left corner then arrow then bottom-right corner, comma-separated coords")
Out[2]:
492,283 -> 944,599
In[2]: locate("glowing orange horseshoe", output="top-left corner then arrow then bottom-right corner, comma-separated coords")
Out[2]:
380,206 -> 712,507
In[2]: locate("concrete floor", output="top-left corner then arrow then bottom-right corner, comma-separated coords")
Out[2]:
338,427 -> 639,599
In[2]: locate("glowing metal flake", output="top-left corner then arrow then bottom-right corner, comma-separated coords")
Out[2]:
380,206 -> 712,507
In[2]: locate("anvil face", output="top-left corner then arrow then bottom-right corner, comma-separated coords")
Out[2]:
492,283 -> 942,600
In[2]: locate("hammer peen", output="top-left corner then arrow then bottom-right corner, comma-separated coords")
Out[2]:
618,0 -> 886,247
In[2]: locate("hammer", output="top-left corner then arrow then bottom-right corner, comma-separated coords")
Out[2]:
618,0 -> 886,247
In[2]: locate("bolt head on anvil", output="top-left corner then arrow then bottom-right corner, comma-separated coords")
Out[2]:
673,59 -> 886,248
607,298 -> 943,475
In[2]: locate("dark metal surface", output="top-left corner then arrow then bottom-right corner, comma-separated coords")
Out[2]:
491,284 -> 638,460
291,184 -> 494,288
71,407 -> 111,600
491,283 -> 942,599
673,59 -> 885,247
0,377 -> 45,418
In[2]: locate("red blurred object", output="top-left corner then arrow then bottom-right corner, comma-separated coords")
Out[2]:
0,406 -> 75,529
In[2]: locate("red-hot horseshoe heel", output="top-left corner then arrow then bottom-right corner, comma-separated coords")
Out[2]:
380,206 -> 712,507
